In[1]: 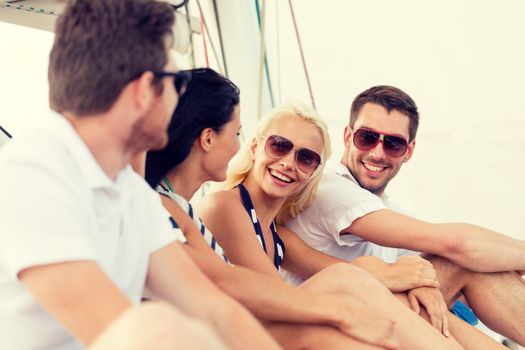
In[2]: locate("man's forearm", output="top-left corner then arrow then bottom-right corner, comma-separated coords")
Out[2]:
20,261 -> 132,346
352,210 -> 525,273
441,222 -> 525,272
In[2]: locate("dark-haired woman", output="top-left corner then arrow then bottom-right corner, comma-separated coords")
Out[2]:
144,67 -> 398,350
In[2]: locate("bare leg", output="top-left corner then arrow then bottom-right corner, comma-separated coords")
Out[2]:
89,302 -> 226,350
394,294 -> 505,350
427,255 -> 525,346
265,322 -> 385,350
448,313 -> 507,350
300,263 -> 465,350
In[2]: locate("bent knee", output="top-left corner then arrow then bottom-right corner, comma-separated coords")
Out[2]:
313,263 -> 390,297
326,263 -> 388,290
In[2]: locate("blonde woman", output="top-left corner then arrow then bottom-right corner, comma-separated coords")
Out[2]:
197,100 -> 505,350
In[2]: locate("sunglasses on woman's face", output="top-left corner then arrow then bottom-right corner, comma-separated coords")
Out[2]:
264,135 -> 322,176
352,128 -> 409,157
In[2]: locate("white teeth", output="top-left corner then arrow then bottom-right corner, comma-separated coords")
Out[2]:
270,169 -> 292,183
364,163 -> 384,172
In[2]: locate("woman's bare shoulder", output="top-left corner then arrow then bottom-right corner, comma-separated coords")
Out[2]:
196,189 -> 242,216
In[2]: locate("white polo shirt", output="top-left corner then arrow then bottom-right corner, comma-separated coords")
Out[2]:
0,113 -> 185,350
284,162 -> 415,284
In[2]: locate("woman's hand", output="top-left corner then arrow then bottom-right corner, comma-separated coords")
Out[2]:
350,255 -> 440,292
385,256 -> 440,292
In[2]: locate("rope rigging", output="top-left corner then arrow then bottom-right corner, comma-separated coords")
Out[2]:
254,0 -> 276,111
196,0 -> 225,73
287,0 -> 316,109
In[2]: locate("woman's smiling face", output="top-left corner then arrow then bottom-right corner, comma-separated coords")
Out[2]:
250,115 -> 324,199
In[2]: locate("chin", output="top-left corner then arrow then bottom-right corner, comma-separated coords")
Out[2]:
355,176 -> 381,193
363,181 -> 387,195
149,135 -> 168,151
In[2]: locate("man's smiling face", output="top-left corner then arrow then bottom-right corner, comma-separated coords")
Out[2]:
343,102 -> 415,196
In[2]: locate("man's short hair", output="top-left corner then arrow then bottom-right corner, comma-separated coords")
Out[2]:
48,0 -> 175,116
350,85 -> 419,141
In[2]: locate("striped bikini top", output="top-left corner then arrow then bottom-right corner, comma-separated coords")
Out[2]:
157,182 -> 228,262
237,183 -> 285,270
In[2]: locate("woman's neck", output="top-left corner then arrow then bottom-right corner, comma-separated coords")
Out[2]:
166,162 -> 206,201
240,175 -> 286,227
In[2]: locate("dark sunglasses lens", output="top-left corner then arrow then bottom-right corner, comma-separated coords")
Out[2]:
174,71 -> 191,94
296,148 -> 321,174
383,136 -> 408,157
354,129 -> 380,149
266,135 -> 293,158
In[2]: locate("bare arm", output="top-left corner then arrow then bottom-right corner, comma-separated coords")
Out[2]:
279,225 -> 449,335
164,192 -> 403,345
188,194 -> 400,346
20,261 -> 132,346
348,209 -> 525,272
278,225 -> 439,292
147,241 -> 281,350
196,191 -> 283,279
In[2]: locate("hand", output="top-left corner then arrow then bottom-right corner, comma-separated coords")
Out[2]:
386,256 -> 440,292
407,287 -> 449,337
335,296 -> 399,349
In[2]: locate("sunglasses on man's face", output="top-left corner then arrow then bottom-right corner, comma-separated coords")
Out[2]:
352,128 -> 409,157
152,70 -> 192,96
264,135 -> 322,176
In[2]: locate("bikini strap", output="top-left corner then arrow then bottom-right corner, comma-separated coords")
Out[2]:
238,183 -> 268,254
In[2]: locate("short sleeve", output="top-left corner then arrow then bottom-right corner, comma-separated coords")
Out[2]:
148,204 -> 187,253
0,154 -> 96,278
300,172 -> 386,248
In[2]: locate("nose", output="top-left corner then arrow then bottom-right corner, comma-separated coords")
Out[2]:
280,150 -> 296,169
368,140 -> 386,160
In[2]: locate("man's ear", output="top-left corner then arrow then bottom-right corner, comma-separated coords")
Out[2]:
343,125 -> 353,147
403,139 -> 416,163
133,71 -> 155,113
198,128 -> 214,152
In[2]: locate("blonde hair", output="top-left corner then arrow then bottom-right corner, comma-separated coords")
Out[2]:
220,99 -> 331,224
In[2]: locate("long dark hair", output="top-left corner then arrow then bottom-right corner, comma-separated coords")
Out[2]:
145,67 -> 240,188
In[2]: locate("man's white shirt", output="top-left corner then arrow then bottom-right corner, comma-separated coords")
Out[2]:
284,162 -> 416,284
0,113 -> 185,350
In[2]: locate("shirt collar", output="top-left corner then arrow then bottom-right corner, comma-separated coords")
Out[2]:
332,162 -> 355,181
332,161 -> 389,200
50,112 -> 127,189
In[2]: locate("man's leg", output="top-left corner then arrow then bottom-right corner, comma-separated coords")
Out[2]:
300,263 -> 465,350
447,314 -> 510,350
89,302 -> 227,350
265,322 -> 385,350
427,255 -> 525,346
393,295 -> 505,350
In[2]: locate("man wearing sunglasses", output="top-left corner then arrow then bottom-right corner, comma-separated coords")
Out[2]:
285,85 -> 525,345
0,1 -> 280,350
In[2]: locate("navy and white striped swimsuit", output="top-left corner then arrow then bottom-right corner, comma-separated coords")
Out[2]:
238,183 -> 285,271
157,184 -> 228,262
